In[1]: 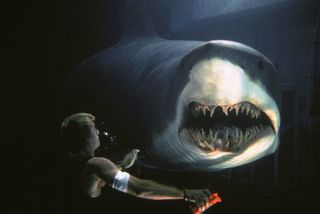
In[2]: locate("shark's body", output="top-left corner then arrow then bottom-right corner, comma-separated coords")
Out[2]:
62,2 -> 280,172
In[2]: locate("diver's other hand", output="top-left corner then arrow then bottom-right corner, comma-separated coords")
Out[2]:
119,149 -> 140,170
184,188 -> 211,207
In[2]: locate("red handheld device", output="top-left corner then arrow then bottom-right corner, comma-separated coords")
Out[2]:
190,192 -> 222,214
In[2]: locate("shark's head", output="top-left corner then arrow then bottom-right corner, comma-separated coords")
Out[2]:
149,41 -> 280,171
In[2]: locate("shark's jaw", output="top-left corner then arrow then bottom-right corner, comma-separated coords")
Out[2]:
171,57 -> 280,169
181,101 -> 275,153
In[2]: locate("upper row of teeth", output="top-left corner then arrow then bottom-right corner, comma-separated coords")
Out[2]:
193,103 -> 261,119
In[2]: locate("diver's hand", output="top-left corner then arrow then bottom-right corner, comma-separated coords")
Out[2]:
119,149 -> 140,170
184,189 -> 212,208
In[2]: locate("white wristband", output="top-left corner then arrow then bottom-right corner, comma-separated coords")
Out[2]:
112,171 -> 130,193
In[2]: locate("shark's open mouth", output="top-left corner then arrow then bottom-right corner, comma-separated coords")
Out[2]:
181,101 -> 275,153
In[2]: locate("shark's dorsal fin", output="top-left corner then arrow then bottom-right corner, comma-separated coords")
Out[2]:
120,0 -> 157,42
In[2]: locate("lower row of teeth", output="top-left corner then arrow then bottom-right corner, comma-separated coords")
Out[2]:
190,125 -> 264,151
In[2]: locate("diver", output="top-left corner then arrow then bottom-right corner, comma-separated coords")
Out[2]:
60,113 -> 213,210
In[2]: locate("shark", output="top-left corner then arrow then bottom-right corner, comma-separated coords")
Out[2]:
62,0 -> 281,172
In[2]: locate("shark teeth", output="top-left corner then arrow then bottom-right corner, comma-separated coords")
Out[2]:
186,101 -> 274,152
210,106 -> 216,117
190,125 -> 264,152
189,101 -> 262,119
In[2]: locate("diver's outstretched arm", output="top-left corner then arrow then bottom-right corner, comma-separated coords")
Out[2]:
82,157 -> 212,207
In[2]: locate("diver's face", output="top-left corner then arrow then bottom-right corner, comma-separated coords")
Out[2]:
86,119 -> 101,156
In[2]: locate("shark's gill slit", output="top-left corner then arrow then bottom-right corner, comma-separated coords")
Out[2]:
180,101 -> 275,153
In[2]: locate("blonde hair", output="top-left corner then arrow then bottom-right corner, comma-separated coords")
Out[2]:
60,113 -> 97,152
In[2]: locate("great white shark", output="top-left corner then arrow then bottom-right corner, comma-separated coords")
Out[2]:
62,0 -> 281,172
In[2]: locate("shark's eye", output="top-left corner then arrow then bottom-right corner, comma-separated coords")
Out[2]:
257,59 -> 264,71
